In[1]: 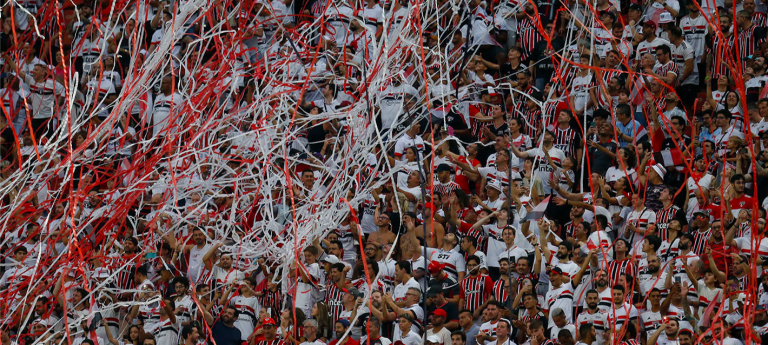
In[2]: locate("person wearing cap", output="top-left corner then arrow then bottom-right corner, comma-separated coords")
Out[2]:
426,334 -> 443,345
474,180 -> 506,213
426,286 -> 459,330
338,287 -> 365,337
253,317 -> 285,345
393,313 -> 420,345
328,319 -> 357,345
426,262 -> 461,304
428,233 -> 466,282
433,163 -> 461,197
426,308 -> 452,345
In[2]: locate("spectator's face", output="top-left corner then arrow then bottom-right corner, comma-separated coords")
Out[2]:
174,282 -> 187,295
397,318 -> 412,333
496,322 -> 509,337
486,304 -> 499,319
452,334 -> 465,345
15,250 -> 27,262
612,289 -> 624,304
733,179 -> 745,193
331,268 -> 343,282
329,243 -> 342,257
376,213 -> 390,227
499,259 -> 509,274
720,16 -> 731,31
517,259 -> 528,274
193,230 -> 205,245
586,293 -> 598,309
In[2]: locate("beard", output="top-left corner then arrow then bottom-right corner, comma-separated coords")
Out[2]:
679,241 -> 690,250
597,279 -> 607,288
587,302 -> 598,310
648,266 -> 659,274
556,252 -> 568,260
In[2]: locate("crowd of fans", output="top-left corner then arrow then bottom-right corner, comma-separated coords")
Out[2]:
1,0 -> 768,344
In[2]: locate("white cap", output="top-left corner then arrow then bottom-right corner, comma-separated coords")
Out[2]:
486,180 -> 503,192
322,255 -> 340,264
427,335 -> 441,343
659,12 -> 674,24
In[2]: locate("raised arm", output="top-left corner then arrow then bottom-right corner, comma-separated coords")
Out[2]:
704,247 -> 725,283
202,242 -> 223,271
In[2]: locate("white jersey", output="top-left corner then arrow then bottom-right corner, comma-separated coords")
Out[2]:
152,92 -> 183,137
187,244 -> 211,283
428,248 -> 466,280
230,295 -> 260,340
323,5 -> 354,46
545,283 -> 575,327
378,83 -> 418,130
173,295 -> 196,330
680,15 -> 707,62
670,40 -> 697,85
21,75 -> 65,119
525,147 -> 565,194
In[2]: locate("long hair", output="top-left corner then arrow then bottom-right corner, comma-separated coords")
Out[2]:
313,301 -> 333,340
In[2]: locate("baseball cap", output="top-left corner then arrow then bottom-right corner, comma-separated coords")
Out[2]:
427,285 -> 444,297
427,261 -> 443,274
322,255 -> 340,264
423,202 -> 437,212
550,267 -> 564,275
433,309 -> 448,319
693,210 -> 708,218
262,317 -> 276,326
427,335 -> 441,343
344,287 -> 364,299
643,20 -> 658,29
337,319 -> 351,328
659,12 -> 674,23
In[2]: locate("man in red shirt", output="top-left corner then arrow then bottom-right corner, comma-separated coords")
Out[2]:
729,174 -> 756,218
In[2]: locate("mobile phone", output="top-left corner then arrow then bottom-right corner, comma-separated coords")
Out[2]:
674,276 -> 682,284
662,316 -> 669,323
145,252 -> 157,259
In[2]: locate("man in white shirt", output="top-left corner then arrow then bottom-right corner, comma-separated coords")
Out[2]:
6,57 -> 65,138
392,261 -> 421,305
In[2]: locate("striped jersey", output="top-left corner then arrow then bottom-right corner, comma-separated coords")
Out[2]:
605,302 -> 639,331
576,309 -> 608,334
691,228 -> 712,255
655,205 -> 685,242
736,24 -> 766,61
460,274 -> 493,310
552,126 -> 579,157
706,32 -> 734,79
324,283 -> 345,325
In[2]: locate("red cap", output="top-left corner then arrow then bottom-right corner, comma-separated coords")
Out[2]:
424,202 -> 436,211
262,318 -> 276,326
433,309 -> 448,318
428,261 -> 443,273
